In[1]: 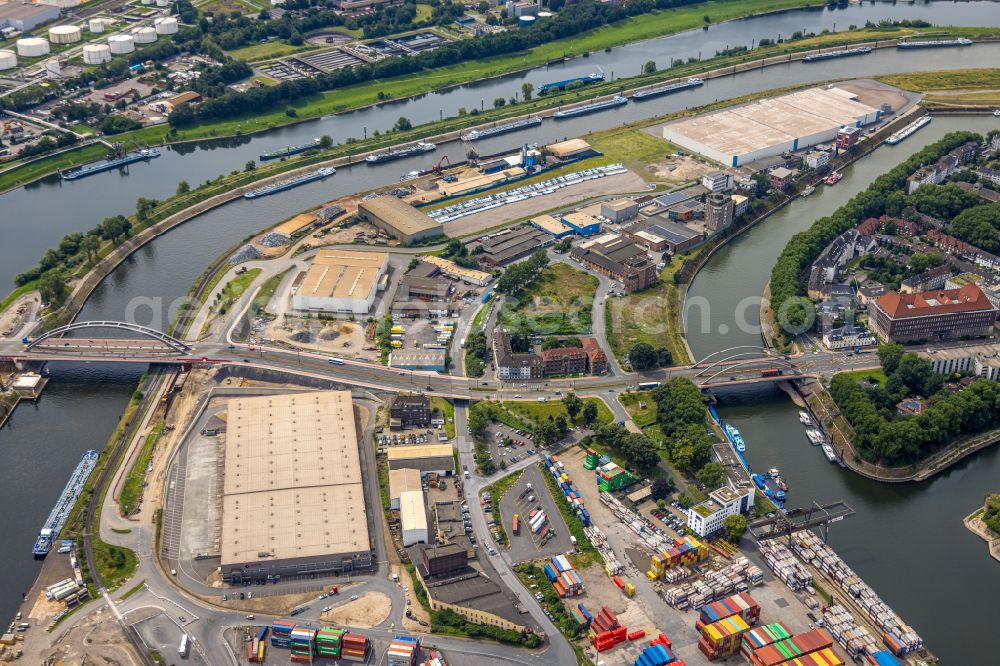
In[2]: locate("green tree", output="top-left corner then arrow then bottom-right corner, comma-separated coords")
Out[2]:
643,60 -> 657,75
620,433 -> 660,472
407,257 -> 420,272
135,197 -> 157,223
80,234 -> 100,264
493,97 -> 506,109
629,342 -> 657,370
176,180 -> 190,195
562,393 -> 582,420
245,160 -> 256,172
38,271 -> 68,306
696,462 -> 726,491
581,401 -> 598,426
100,215 -> 132,244
650,477 -> 674,501
877,343 -> 905,375
723,514 -> 747,541
521,82 -> 533,101
394,116 -> 413,132
319,135 -> 334,150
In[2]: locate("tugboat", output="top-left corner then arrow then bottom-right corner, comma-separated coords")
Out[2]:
824,171 -> 843,186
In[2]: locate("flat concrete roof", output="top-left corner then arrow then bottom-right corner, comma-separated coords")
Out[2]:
358,196 -> 438,237
421,254 -> 491,284
387,443 -> 454,461
531,214 -> 572,235
399,490 -> 428,533
221,391 -> 370,565
297,250 -> 387,302
389,468 -> 423,502
274,213 -> 316,236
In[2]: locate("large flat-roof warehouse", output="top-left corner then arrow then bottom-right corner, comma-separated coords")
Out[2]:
357,196 -> 443,246
220,391 -> 373,582
662,86 -> 881,167
291,249 -> 388,314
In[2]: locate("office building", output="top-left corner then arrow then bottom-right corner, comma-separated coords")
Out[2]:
390,394 -> 431,430
920,343 -> 1000,381
570,235 -> 657,292
705,192 -> 734,232
686,486 -> 754,537
869,284 -> 998,343
701,172 -> 734,193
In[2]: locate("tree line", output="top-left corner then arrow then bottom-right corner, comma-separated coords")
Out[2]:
768,131 -> 981,332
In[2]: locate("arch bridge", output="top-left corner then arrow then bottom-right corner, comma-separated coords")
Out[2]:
25,321 -> 191,356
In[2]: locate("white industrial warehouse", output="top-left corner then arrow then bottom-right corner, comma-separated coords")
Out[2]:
662,86 -> 882,167
291,249 -> 389,315
399,490 -> 429,547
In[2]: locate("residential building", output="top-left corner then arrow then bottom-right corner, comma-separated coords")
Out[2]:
540,347 -> 588,376
292,250 -> 389,314
822,325 -> 876,350
804,151 -> 830,170
357,196 -> 443,246
769,166 -> 795,190
900,265 -> 952,294
390,395 -> 431,430
601,198 -> 639,223
977,168 -> 1000,187
701,172 -> 734,193
731,194 -> 749,218
920,343 -> 1000,381
570,235 -> 658,292
869,284 -> 998,343
493,328 -> 543,380
705,192 -> 734,232
906,141 -> 979,194
581,338 -> 608,375
807,230 -> 878,300
896,399 -> 925,416
686,486 -> 754,537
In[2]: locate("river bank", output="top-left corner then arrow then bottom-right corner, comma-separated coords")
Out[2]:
963,496 -> 1000,564
3,22 -> 996,195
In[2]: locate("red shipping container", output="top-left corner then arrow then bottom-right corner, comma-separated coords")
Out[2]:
593,626 -> 628,652
749,629 -> 834,666
612,576 -> 625,589
627,630 -> 646,641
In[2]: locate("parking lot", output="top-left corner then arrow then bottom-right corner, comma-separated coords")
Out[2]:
376,427 -> 450,452
483,423 -> 536,470
501,466 -> 573,563
641,498 -> 691,541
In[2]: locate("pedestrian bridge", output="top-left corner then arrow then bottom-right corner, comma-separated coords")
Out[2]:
23,321 -> 190,357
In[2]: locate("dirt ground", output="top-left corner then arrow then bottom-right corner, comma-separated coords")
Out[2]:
442,171 -> 651,237
836,79 -> 911,115
223,584 -> 356,615
391,564 -> 432,633
322,591 -> 391,627
0,291 -> 39,338
21,603 -> 143,666
264,316 -> 375,357
645,154 -> 714,183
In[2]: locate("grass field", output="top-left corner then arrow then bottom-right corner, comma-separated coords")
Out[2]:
606,250 -> 693,366
879,68 -> 1000,92
618,391 -> 658,427
834,367 -> 887,387
505,397 -> 614,427
499,263 -> 597,335
588,129 -> 680,181
0,143 -> 109,192
213,269 -> 261,314
119,422 -> 164,517
227,39 -> 316,62
431,397 -> 456,439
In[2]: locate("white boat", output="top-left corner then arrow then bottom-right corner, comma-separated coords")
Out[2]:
806,429 -> 824,446
822,443 -> 838,462
798,410 -> 813,426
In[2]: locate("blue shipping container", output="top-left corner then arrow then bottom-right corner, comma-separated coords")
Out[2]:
543,564 -> 558,581
870,651 -> 902,666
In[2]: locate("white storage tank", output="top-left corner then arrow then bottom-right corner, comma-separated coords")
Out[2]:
132,26 -> 157,44
82,43 -> 112,65
16,38 -> 50,58
154,17 -> 178,35
155,0 -> 169,6
537,11 -> 553,18
108,34 -> 135,55
48,25 -> 82,44
89,18 -> 106,33
0,50 -> 17,71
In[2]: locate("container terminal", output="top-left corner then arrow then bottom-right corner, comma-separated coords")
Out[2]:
885,115 -> 931,145
461,116 -> 542,141
896,37 -> 972,49
801,47 -> 873,63
32,450 -> 98,557
365,141 -> 436,163
631,77 -> 704,100
259,137 -> 321,161
243,167 -> 335,199
553,95 -> 628,119
60,147 -> 160,180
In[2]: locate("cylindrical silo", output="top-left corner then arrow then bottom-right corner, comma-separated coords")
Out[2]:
16,38 -> 50,58
537,11 -> 553,19
108,34 -> 135,55
48,25 -> 82,44
82,43 -> 112,65
89,18 -> 106,33
0,50 -> 17,70
154,17 -> 178,35
519,15 -> 536,29
132,26 -> 157,44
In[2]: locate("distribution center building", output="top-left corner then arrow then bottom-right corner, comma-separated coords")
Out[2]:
662,86 -> 880,167
357,196 -> 443,245
220,391 -> 373,582
291,250 -> 388,314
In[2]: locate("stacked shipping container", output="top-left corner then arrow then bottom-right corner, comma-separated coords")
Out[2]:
544,454 -> 591,527
746,629 -> 836,666
695,592 -> 761,631
596,461 -> 637,491
634,643 -> 677,666
822,604 -> 878,659
648,536 -> 710,581
419,651 -> 447,666
341,632 -> 370,662
590,605 -> 627,652
758,539 -> 813,591
698,614 -> 750,660
544,554 -> 584,597
290,626 -> 317,663
741,622 -> 793,658
271,619 -> 295,647
866,650 -> 902,666
316,627 -> 344,660
387,635 -> 420,666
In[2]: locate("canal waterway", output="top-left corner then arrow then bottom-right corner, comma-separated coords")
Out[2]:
3,0 -> 1000,643
3,2 -> 1000,287
690,116 -> 1000,664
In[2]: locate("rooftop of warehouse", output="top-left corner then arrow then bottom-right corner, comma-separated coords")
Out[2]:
399,490 -> 428,531
359,196 -> 439,235
420,254 -> 491,282
274,213 -> 316,236
387,443 -> 455,460
414,562 -> 526,625
531,214 -> 573,235
0,3 -> 58,19
438,167 -> 525,197
297,250 -> 387,302
389,468 -> 423,500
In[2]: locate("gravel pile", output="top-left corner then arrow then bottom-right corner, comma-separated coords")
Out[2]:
230,244 -> 261,264
259,231 -> 291,247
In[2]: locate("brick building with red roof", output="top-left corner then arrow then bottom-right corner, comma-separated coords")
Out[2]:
869,284 -> 997,343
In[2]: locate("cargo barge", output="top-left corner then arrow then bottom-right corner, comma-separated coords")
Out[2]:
801,46 -> 872,62
365,141 -> 436,164
259,137 -> 321,161
461,116 -> 542,141
553,95 -> 627,119
538,70 -> 604,94
33,450 -> 98,557
631,77 -> 704,100
884,115 -> 931,145
243,167 -> 335,199
60,147 -> 160,180
896,37 -> 972,49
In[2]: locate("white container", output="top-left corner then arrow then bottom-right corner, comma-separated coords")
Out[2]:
0,49 -> 16,70
16,38 -> 50,58
154,17 -> 178,35
89,18 -> 106,33
108,34 -> 135,55
132,26 -> 157,44
48,25 -> 82,44
82,43 -> 112,65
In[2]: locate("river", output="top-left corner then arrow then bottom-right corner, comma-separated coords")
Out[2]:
2,0 -> 1000,648
688,116 -> 1000,665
